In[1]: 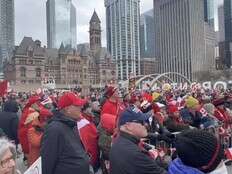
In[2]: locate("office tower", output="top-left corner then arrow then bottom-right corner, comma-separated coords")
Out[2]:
46,0 -> 77,49
154,0 -> 206,81
140,9 -> 155,58
204,0 -> 215,27
224,0 -> 232,68
0,0 -> 14,75
105,0 -> 140,80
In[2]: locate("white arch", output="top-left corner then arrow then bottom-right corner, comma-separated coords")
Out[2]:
149,72 -> 191,88
135,73 -> 173,87
119,73 -> 191,90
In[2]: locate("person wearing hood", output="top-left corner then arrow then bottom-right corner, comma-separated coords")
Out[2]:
27,106 -> 53,166
0,100 -> 19,145
18,96 -> 41,157
41,92 -> 90,174
168,129 -> 227,174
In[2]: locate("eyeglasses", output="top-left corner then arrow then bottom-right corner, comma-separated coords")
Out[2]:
0,156 -> 14,168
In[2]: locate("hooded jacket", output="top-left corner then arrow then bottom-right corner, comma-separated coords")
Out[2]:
0,100 -> 19,144
169,158 -> 228,174
168,158 -> 204,174
41,111 -> 89,174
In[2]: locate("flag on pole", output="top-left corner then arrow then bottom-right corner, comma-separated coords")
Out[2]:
0,80 -> 8,97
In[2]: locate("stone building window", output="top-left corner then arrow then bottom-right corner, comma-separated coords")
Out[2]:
28,60 -> 33,65
28,51 -> 33,57
20,67 -> 26,77
19,59 -> 26,65
36,68 -> 41,77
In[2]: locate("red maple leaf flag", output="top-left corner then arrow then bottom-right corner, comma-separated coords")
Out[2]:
0,80 -> 8,97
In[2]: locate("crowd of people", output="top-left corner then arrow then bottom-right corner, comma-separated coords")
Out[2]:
0,83 -> 231,174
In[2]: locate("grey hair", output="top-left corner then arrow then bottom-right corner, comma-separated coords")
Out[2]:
0,137 -> 21,174
0,137 -> 17,161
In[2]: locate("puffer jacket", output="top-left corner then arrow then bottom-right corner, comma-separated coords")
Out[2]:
168,158 -> 204,174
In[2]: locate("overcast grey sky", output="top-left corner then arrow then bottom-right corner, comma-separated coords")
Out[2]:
15,0 -> 153,47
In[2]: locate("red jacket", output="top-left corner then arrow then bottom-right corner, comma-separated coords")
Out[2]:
18,107 -> 36,154
101,99 -> 119,116
27,119 -> 44,166
77,118 -> 99,167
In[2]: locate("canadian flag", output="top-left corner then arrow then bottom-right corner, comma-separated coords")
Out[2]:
40,96 -> 53,106
0,80 -> 8,97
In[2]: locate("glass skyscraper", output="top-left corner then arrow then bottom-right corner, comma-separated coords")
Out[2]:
105,0 -> 140,81
140,10 -> 155,58
204,0 -> 215,27
224,0 -> 232,68
0,0 -> 14,75
46,0 -> 77,49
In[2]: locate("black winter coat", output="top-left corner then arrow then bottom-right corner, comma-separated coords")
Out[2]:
109,131 -> 167,174
41,111 -> 89,174
0,111 -> 19,144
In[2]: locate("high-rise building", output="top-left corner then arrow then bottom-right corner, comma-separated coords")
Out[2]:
224,0 -> 232,68
204,0 -> 215,27
46,0 -> 77,49
105,0 -> 140,81
0,0 -> 14,75
218,5 -> 225,42
154,0 -> 206,81
140,9 -> 155,58
204,22 -> 216,71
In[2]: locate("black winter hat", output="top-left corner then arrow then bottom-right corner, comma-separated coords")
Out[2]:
175,129 -> 223,173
